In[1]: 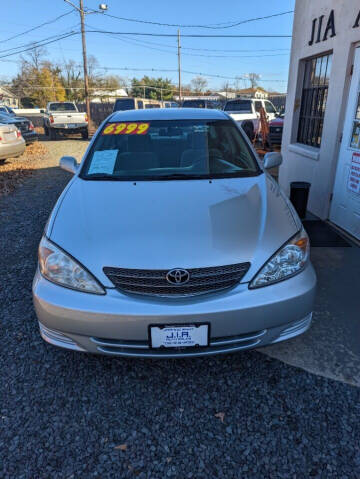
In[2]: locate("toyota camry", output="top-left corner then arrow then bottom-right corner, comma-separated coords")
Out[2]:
32,108 -> 316,357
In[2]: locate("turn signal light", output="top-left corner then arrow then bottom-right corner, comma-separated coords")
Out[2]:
85,114 -> 88,123
17,131 -> 21,138
49,115 -> 54,124
29,122 -> 34,131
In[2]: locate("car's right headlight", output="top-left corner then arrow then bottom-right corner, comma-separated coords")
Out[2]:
38,236 -> 105,294
249,228 -> 310,289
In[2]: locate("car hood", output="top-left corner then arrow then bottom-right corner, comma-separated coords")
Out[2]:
49,175 -> 299,287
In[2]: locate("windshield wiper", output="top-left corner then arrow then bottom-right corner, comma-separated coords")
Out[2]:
85,173 -> 115,180
155,173 -> 207,180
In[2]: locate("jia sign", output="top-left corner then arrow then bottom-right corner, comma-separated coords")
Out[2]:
309,9 -> 360,46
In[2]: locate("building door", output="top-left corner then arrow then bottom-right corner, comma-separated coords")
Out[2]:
330,47 -> 360,240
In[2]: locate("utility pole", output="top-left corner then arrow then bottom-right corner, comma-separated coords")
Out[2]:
177,29 -> 182,103
64,1 -> 108,127
79,0 -> 90,124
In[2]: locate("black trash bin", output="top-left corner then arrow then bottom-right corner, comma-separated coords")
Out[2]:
290,182 -> 311,219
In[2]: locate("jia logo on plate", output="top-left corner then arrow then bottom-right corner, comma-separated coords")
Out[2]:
166,268 -> 190,285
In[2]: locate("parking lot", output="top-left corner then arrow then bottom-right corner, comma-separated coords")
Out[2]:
1,138 -> 360,478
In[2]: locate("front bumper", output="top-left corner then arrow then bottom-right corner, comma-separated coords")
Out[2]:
33,264 -> 317,358
51,123 -> 88,130
22,131 -> 38,144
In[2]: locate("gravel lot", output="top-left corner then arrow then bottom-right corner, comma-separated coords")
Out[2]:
1,139 -> 360,478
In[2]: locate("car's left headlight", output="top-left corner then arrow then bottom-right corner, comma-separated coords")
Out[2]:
38,236 -> 105,294
249,228 -> 310,288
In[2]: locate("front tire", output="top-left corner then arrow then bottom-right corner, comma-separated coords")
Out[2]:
242,121 -> 255,142
81,129 -> 89,139
44,125 -> 49,136
49,128 -> 57,140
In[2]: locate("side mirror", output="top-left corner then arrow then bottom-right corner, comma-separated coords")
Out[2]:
40,109 -> 45,114
60,156 -> 78,174
263,152 -> 282,169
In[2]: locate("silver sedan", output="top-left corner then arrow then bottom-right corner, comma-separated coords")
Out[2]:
0,123 -> 25,160
33,108 -> 316,357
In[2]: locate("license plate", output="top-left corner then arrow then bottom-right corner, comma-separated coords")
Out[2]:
150,324 -> 209,348
4,132 -> 16,139
67,124 -> 76,128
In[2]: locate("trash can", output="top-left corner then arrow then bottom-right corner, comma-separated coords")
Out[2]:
290,182 -> 311,219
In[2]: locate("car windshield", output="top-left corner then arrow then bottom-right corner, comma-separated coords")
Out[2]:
224,100 -> 252,112
113,99 -> 136,111
182,100 -> 206,108
81,119 -> 260,181
49,103 -> 76,111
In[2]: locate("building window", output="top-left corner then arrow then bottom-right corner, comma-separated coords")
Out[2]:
297,53 -> 332,148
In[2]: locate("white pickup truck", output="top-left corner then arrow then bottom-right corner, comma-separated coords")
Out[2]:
223,98 -> 278,141
43,102 -> 88,140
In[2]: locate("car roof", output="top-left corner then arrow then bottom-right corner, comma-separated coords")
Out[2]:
110,108 -> 229,122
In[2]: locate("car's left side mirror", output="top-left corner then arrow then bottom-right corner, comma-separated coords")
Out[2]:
60,156 -> 78,174
263,152 -> 282,169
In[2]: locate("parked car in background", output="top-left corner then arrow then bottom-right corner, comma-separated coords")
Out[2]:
113,98 -> 163,112
0,105 -> 16,116
223,98 -> 278,141
33,108 -> 316,358
163,101 -> 179,108
268,116 -> 284,147
43,102 -> 88,140
0,113 -> 38,144
181,99 -> 222,109
0,123 -> 25,162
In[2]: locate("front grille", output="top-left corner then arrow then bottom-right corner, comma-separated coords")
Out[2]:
18,122 -> 28,132
269,126 -> 282,133
90,329 -> 266,357
103,263 -> 250,297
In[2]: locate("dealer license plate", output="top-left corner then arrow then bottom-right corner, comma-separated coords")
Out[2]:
150,324 -> 209,348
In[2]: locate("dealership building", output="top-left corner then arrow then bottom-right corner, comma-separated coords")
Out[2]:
280,0 -> 360,240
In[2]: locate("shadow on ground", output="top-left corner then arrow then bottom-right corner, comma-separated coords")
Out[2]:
1,165 -> 360,477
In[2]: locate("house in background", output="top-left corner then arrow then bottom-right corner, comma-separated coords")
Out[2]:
236,87 -> 269,99
0,86 -> 19,107
91,88 -> 128,103
280,0 -> 360,241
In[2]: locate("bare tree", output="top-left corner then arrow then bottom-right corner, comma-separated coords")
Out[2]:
191,76 -> 208,94
21,46 -> 47,70
247,73 -> 261,89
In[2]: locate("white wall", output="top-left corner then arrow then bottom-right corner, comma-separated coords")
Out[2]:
280,0 -> 360,219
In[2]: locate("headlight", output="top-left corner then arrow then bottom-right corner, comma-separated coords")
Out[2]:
249,228 -> 310,288
38,236 -> 105,294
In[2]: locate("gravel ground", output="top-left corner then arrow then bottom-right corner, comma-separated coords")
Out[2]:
1,140 -> 360,478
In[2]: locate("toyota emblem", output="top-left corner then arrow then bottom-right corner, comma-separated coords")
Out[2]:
166,268 -> 190,285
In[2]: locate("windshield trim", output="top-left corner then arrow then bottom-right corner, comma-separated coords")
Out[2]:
79,118 -> 262,181
80,171 -> 262,182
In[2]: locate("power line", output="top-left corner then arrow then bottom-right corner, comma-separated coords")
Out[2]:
0,10 -> 76,43
90,65 -> 287,82
85,30 -> 292,38
92,29 -> 290,59
94,10 -> 293,29
0,32 -> 79,59
0,30 -> 79,55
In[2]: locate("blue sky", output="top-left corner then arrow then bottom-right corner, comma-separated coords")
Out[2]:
1,0 -> 295,92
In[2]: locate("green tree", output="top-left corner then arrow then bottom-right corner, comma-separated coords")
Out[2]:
12,47 -> 66,107
131,76 -> 174,100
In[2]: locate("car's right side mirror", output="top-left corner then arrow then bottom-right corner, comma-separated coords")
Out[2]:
263,152 -> 282,169
60,156 -> 78,174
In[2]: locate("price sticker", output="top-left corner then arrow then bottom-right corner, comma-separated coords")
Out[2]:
102,122 -> 150,136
